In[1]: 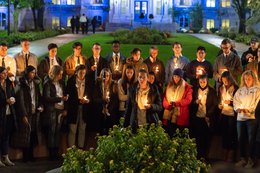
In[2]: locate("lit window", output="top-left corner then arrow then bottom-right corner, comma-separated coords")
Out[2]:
156,0 -> 162,15
222,19 -> 230,28
52,0 -> 60,5
67,17 -> 71,27
222,0 -> 231,7
67,0 -> 75,5
121,0 -> 127,14
52,17 -> 60,27
206,0 -> 215,7
206,19 -> 214,29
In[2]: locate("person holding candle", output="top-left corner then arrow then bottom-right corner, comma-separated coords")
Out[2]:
190,74 -> 217,160
122,48 -> 148,81
118,65 -> 135,117
93,68 -> 119,135
106,40 -> 126,81
124,69 -> 162,133
213,39 -> 242,92
218,71 -> 239,162
241,37 -> 259,70
165,42 -> 189,84
245,45 -> 260,79
0,67 -> 16,166
42,65 -> 68,160
0,43 -> 16,82
66,65 -> 90,149
144,46 -> 165,91
162,68 -> 192,138
185,46 -> 213,87
15,65 -> 43,162
233,70 -> 260,168
64,42 -> 87,79
38,43 -> 63,82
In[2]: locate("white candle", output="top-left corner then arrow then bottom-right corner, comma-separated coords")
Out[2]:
115,65 -> 119,71
155,66 -> 159,73
94,61 -> 97,66
83,95 -> 88,101
106,91 -> 110,99
174,63 -> 178,68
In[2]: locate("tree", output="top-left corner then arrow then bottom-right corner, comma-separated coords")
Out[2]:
29,0 -> 45,30
232,0 -> 249,33
189,3 -> 203,31
247,0 -> 260,26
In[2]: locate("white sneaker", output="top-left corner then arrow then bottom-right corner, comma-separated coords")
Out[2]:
0,160 -> 5,167
2,155 -> 15,166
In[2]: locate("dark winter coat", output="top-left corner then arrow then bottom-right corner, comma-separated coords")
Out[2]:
15,77 -> 42,147
66,75 -> 90,124
124,82 -> 162,131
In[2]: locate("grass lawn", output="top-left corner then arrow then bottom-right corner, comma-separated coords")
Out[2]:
52,32 -> 220,65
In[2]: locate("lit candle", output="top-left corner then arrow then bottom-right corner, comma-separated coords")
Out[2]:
174,63 -> 178,68
115,65 -> 119,71
94,61 -> 97,67
83,95 -> 88,101
106,91 -> 110,99
144,99 -> 149,106
155,66 -> 159,73
198,94 -> 202,100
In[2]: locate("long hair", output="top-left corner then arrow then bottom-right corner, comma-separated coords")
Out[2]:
99,68 -> 112,85
49,65 -> 63,81
221,71 -> 238,88
240,70 -> 260,87
121,65 -> 135,94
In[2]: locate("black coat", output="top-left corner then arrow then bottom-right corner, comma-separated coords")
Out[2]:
190,86 -> 218,128
0,79 -> 17,135
15,77 -> 42,147
86,56 -> 108,93
124,82 -> 162,131
42,77 -> 66,127
66,76 -> 90,124
93,79 -> 119,124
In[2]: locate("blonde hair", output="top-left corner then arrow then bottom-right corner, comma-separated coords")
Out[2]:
240,70 -> 259,87
49,65 -> 63,80
99,68 -> 112,84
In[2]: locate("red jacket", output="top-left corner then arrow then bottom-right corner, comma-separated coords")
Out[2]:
163,82 -> 193,126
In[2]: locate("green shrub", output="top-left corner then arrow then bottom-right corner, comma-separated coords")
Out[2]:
112,27 -> 170,45
234,34 -> 253,45
62,120 -> 210,173
209,28 -> 218,33
0,29 -> 68,47
217,28 -> 229,37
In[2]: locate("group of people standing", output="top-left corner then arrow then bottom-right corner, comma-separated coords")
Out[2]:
0,37 -> 260,169
70,14 -> 97,34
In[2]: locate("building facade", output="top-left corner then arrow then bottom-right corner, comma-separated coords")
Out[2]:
0,0 -> 242,32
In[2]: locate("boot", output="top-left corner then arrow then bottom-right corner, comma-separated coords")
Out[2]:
0,160 -> 5,167
2,155 -> 15,166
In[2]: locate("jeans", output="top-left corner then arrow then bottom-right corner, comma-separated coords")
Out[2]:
237,120 -> 257,159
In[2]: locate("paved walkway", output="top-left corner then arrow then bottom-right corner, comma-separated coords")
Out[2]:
7,33 -> 88,57
191,34 -> 249,57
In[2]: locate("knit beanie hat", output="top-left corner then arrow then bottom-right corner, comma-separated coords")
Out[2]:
173,68 -> 184,78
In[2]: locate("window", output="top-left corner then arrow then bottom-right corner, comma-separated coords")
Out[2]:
52,17 -> 60,27
67,0 -> 75,5
67,17 -> 71,27
52,0 -> 60,4
0,13 -> 6,29
206,0 -> 215,7
93,0 -> 102,4
121,0 -> 127,14
206,19 -> 214,29
156,0 -> 162,15
180,0 -> 190,6
222,0 -> 231,7
222,19 -> 230,28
